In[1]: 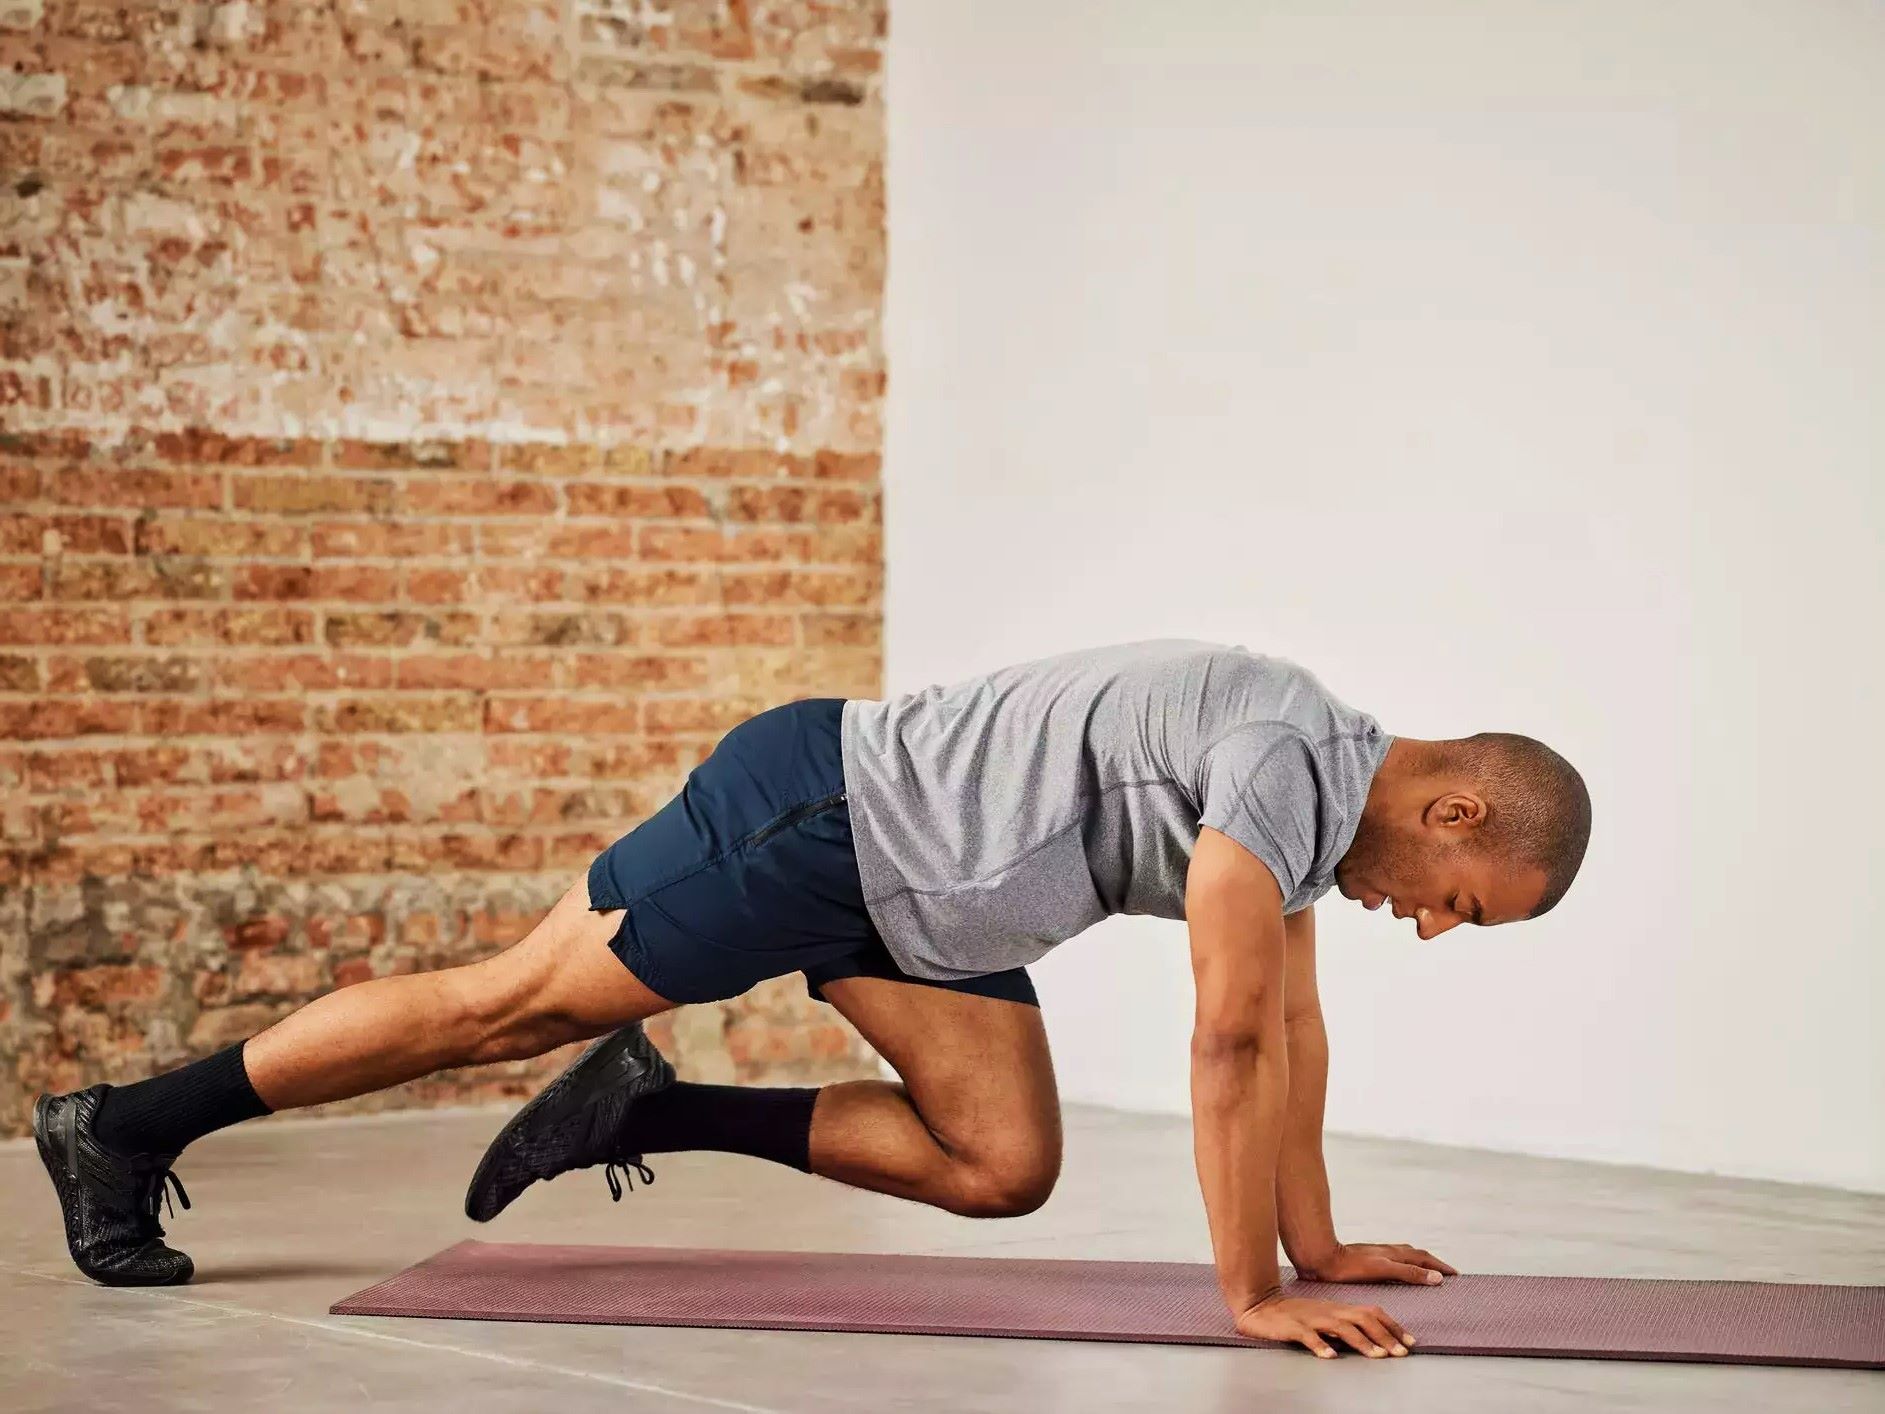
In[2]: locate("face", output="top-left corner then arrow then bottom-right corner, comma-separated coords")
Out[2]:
1333,791 -> 1548,940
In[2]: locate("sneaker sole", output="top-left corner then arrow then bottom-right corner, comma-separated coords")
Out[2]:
463,1023 -> 675,1223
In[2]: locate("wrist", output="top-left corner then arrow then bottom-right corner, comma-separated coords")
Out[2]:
1229,1281 -> 1286,1318
1285,1239 -> 1345,1277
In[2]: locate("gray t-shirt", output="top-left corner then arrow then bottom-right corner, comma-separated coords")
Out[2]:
839,638 -> 1393,981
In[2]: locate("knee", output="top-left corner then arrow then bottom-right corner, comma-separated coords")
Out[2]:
448,949 -> 581,1063
945,1146 -> 1061,1219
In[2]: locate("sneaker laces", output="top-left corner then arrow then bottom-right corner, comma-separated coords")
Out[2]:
133,1161 -> 190,1227
602,1156 -> 655,1202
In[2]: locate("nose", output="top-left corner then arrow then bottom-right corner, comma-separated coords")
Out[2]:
1415,911 -> 1463,941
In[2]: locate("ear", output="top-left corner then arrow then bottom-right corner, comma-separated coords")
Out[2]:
1423,791 -> 1488,835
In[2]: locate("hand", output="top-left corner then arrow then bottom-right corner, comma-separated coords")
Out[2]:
1294,1242 -> 1459,1286
1236,1292 -> 1414,1359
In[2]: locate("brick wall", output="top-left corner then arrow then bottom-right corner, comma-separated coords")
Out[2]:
0,2 -> 887,1135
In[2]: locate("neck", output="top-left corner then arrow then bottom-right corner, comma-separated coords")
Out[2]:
1362,736 -> 1438,823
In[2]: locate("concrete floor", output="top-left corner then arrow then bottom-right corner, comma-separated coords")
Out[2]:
1,1104 -> 1880,1413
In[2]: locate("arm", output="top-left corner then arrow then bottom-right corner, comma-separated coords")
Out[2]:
1185,825 -> 1292,1314
1276,905 -> 1461,1288
1187,828 -> 1419,1362
1275,904 -> 1341,1271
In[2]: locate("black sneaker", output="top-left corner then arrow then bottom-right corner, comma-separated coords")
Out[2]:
464,1021 -> 677,1223
33,1086 -> 195,1287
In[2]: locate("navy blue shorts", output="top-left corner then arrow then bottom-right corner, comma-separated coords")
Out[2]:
586,696 -> 1038,1009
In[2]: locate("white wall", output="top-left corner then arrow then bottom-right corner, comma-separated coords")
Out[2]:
885,0 -> 1885,1192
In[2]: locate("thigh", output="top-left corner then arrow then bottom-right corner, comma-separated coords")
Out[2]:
466,874 -> 675,1030
819,975 -> 1062,1170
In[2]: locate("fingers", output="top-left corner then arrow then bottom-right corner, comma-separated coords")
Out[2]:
1372,1304 -> 1416,1348
1383,1259 -> 1446,1286
1316,1307 -> 1412,1357
1330,1320 -> 1385,1356
1355,1306 -> 1410,1355
1390,1244 -> 1459,1277
1295,1325 -> 1339,1360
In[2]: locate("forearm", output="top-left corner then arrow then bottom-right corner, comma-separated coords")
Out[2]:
1190,1036 -> 1290,1313
1275,1012 -> 1340,1269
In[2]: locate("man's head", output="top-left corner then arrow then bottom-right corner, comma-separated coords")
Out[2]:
1333,733 -> 1591,939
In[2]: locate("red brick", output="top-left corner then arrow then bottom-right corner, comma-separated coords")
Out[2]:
483,522 -> 639,559
232,474 -> 394,515
801,612 -> 879,648
387,829 -> 545,871
478,566 -> 564,601
802,451 -> 881,482
483,696 -> 641,734
2,513 -> 136,555
636,525 -> 729,561
316,695 -> 483,734
143,699 -> 308,737
136,786 -> 306,834
466,902 -> 553,944
324,611 -> 479,648
203,740 -> 314,784
228,914 -> 294,950
569,566 -> 719,605
486,610 -> 635,647
722,568 -> 877,607
232,565 -> 313,600
563,653 -> 711,691
650,612 -> 796,648
151,433 -> 321,467
0,700 -> 138,740
0,564 -> 42,600
565,482 -> 712,518
234,952 -> 326,998
50,558 -> 224,601
212,653 -> 393,693
664,448 -> 804,479
143,607 -> 315,645
44,654 -> 204,694
0,462 -> 41,504
399,478 -> 558,516
310,565 -> 400,600
0,654 -> 39,691
396,654 -> 554,691
484,739 -> 573,777
642,696 -> 771,735
41,964 -> 167,1011
312,521 -> 474,558
26,749 -> 111,791
136,517 -> 306,557
404,567 -> 472,603
190,1002 -> 292,1049
105,745 -> 201,789
47,467 -> 224,510
497,443 -> 655,476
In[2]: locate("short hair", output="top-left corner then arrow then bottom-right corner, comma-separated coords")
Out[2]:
1446,733 -> 1591,917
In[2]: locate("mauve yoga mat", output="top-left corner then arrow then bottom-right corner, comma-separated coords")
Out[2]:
331,1241 -> 1885,1370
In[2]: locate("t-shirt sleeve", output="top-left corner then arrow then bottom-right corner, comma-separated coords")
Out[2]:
1196,729 -> 1322,905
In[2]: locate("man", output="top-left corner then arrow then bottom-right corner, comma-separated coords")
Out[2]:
35,638 -> 1590,1360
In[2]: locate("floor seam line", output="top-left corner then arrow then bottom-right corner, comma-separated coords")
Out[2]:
1,1262 -> 787,1414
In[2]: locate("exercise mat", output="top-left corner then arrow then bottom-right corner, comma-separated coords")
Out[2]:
330,1240 -> 1885,1369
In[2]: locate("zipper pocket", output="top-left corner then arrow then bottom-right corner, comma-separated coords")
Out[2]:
748,790 -> 847,849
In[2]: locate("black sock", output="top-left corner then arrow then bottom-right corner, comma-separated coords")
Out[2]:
91,1041 -> 273,1157
622,1083 -> 821,1173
